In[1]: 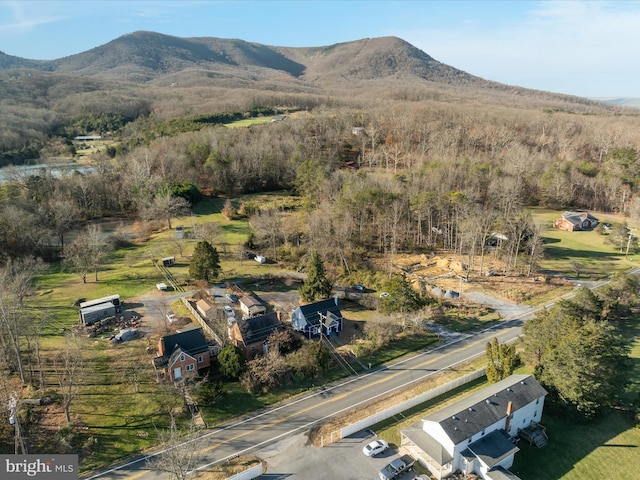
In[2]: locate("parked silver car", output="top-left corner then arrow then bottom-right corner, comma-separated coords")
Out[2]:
362,439 -> 389,457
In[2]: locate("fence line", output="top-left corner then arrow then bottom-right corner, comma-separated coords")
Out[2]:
321,367 -> 486,446
153,261 -> 184,292
225,463 -> 263,480
180,297 -> 223,346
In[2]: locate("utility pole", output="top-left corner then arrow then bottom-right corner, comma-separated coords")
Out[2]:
9,394 -> 27,454
625,229 -> 637,259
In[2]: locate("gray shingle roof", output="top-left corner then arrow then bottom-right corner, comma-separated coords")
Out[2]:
402,424 -> 453,464
297,298 -> 342,327
161,326 -> 209,357
424,374 -> 547,445
237,312 -> 282,345
467,429 -> 519,468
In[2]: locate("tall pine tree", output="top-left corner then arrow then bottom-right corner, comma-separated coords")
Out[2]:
188,241 -> 221,282
299,251 -> 332,302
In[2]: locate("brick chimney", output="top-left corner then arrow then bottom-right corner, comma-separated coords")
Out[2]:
505,401 -> 513,433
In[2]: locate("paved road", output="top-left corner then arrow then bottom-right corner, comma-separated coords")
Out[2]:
84,271 -> 630,480
83,305 -> 540,480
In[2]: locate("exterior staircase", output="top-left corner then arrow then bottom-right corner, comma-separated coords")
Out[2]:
518,421 -> 548,448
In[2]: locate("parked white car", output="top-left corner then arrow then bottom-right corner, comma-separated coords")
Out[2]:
223,305 -> 235,317
362,439 -> 389,457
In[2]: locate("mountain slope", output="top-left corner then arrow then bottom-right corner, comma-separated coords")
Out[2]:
2,32 -> 485,89
278,36 -> 482,86
5,32 -> 615,113
48,31 -> 306,82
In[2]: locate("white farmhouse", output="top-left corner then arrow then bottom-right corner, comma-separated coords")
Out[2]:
401,374 -> 548,480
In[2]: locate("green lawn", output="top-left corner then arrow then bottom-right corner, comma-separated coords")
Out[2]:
21,201 -> 640,473
533,209 -> 637,279
512,409 -> 640,480
223,117 -> 273,128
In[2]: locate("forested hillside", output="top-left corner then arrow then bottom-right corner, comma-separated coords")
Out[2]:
0,32 -> 627,163
1,32 -> 640,267
1,33 -> 640,469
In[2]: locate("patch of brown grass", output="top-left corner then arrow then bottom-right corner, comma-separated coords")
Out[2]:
195,456 -> 264,480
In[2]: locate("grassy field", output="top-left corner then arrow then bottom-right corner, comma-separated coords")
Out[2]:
532,208 -> 638,279
19,201 -> 640,472
513,324 -> 640,480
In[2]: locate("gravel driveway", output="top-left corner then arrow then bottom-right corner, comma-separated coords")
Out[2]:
463,291 -> 533,319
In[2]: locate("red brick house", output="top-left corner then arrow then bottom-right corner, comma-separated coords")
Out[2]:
229,312 -> 283,359
553,211 -> 599,231
153,326 -> 213,381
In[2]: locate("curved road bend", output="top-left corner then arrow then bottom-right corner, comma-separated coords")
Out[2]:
85,274 -> 623,480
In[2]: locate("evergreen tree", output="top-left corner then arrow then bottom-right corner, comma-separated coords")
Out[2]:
522,295 -> 631,418
485,337 -> 517,383
299,251 -> 332,302
379,274 -> 424,314
217,345 -> 245,379
188,241 -> 221,282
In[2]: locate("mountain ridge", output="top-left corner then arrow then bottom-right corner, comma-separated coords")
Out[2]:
0,31 -> 626,117
0,31 -> 493,89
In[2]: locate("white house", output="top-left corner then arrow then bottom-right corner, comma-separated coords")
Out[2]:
401,374 -> 547,480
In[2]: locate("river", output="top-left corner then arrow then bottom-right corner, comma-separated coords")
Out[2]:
0,162 -> 98,183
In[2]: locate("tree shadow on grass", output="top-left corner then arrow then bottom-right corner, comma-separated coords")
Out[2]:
543,246 -> 622,261
511,409 -> 635,479
192,197 -> 224,215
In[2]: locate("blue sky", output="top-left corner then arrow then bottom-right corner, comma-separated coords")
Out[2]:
1,0 -> 638,98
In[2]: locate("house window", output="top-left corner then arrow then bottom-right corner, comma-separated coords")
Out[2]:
186,364 -> 195,372
523,418 -> 526,424
536,398 -> 540,404
535,411 -> 537,417
481,429 -> 485,436
198,355 -> 203,363
180,354 -> 185,362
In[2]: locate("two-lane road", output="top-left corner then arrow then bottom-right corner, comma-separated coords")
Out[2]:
85,303 -> 541,480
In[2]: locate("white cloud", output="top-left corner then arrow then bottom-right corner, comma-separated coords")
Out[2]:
401,1 -> 640,96
0,1 -> 66,34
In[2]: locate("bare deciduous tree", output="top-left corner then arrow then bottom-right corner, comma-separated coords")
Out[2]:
146,417 -> 203,480
63,224 -> 112,283
52,332 -> 84,423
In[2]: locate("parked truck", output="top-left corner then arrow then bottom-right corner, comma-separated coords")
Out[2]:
379,454 -> 415,480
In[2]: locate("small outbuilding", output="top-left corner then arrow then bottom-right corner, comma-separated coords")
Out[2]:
80,302 -> 116,325
239,294 -> 267,317
196,299 -> 215,320
162,256 -> 175,267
